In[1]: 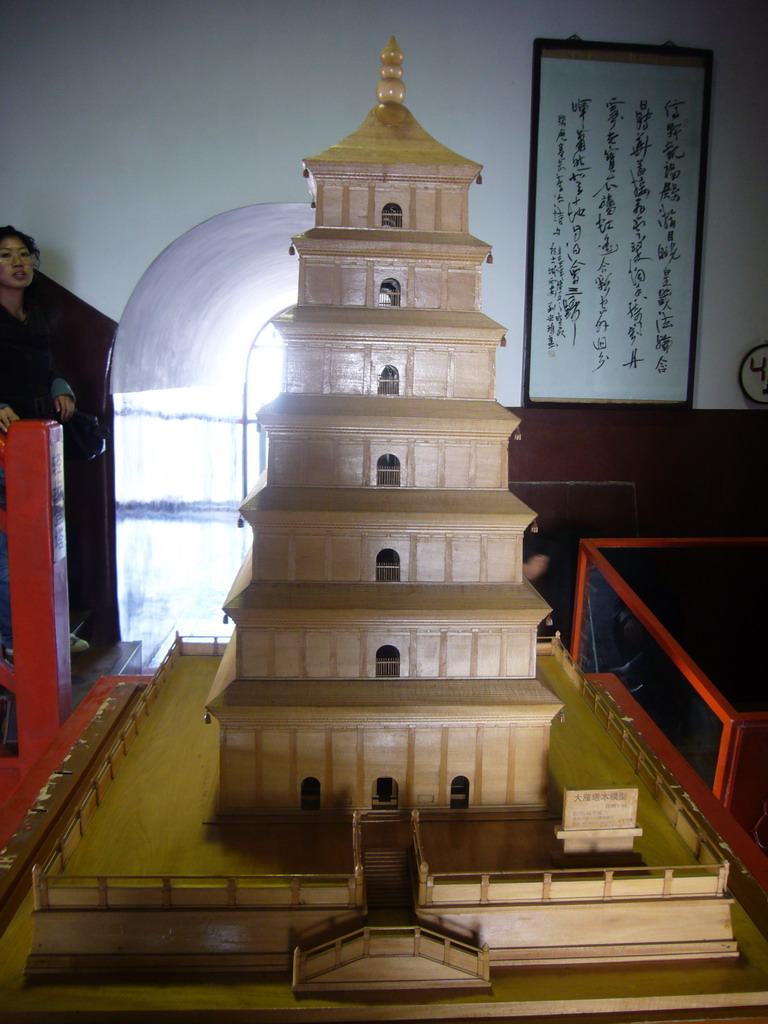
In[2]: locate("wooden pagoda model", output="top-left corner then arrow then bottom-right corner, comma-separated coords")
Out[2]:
207,36 -> 559,816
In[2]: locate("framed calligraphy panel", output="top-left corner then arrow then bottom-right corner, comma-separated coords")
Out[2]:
523,39 -> 712,405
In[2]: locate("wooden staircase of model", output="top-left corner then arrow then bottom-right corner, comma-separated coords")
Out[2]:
363,847 -> 411,908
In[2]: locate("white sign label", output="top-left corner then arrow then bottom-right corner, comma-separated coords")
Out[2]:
563,787 -> 638,830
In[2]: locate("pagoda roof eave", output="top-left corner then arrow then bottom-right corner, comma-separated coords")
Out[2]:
209,676 -> 562,713
304,106 -> 481,173
294,227 -> 491,252
225,580 -> 550,617
240,485 -> 535,524
256,394 -> 519,434
273,305 -> 507,339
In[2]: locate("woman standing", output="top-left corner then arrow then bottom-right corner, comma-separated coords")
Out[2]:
0,226 -> 77,659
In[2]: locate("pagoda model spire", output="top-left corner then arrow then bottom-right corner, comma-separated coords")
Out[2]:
375,36 -> 407,124
303,34 -> 476,168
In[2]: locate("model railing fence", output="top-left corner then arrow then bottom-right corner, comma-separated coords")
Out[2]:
410,807 -> 727,906
416,863 -> 728,905
29,633 -> 734,925
292,925 -> 490,987
33,867 -> 363,911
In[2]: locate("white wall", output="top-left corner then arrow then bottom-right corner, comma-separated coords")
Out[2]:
2,0 -> 766,408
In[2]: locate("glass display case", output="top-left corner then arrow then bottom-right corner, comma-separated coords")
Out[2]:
571,538 -> 768,845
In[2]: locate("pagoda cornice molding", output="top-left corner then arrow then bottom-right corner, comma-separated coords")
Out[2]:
226,580 -> 549,621
304,161 -> 481,186
273,305 -> 506,343
243,509 -> 532,532
294,228 -> 491,259
241,485 -> 535,526
210,678 -> 561,722
227,611 -> 548,632
211,707 -> 560,730
213,676 -> 560,709
257,394 -> 518,436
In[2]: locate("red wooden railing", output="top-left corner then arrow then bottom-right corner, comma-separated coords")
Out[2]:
0,421 -> 72,799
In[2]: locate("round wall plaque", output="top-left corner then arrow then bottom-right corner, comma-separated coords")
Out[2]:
738,343 -> 768,404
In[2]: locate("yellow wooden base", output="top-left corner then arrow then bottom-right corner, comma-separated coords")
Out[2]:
2,650 -> 768,1020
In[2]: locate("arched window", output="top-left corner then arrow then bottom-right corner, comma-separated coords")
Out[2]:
376,645 -> 400,677
376,454 -> 400,486
376,548 -> 400,581
381,203 -> 403,228
377,364 -> 400,395
450,775 -> 470,809
242,318 -> 286,498
378,279 -> 401,307
373,777 -> 399,807
301,777 -> 321,811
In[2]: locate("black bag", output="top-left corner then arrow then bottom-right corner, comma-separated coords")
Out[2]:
63,410 -> 109,461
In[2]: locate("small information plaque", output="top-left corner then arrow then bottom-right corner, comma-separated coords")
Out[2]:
49,432 -> 66,563
563,788 -> 639,831
556,787 -> 643,859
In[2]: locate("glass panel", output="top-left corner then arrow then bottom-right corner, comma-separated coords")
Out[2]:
600,544 -> 768,712
114,386 -> 250,666
577,560 -> 723,788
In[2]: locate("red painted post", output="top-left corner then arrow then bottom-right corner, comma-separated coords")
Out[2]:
0,420 -> 72,793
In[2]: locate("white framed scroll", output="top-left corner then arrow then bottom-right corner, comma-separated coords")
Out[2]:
524,39 -> 712,405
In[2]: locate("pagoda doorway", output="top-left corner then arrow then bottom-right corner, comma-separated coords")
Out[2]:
372,777 -> 399,809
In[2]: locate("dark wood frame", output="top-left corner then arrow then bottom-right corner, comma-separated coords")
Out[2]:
523,39 -> 713,407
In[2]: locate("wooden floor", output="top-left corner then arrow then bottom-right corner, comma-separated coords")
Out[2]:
1,651 -> 768,1021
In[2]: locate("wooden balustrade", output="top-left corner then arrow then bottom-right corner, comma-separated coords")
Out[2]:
33,869 -> 363,911
292,925 -> 490,986
418,862 -> 729,906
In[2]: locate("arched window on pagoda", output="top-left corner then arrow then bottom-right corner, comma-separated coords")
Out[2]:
377,364 -> 400,395
450,775 -> 470,809
301,777 -> 321,811
375,548 -> 400,581
375,645 -> 400,677
378,278 -> 401,307
381,203 -> 403,227
376,454 -> 400,486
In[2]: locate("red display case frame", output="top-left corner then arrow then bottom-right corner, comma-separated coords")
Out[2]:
571,537 -> 768,842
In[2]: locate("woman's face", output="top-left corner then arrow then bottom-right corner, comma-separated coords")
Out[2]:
0,235 -> 35,292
